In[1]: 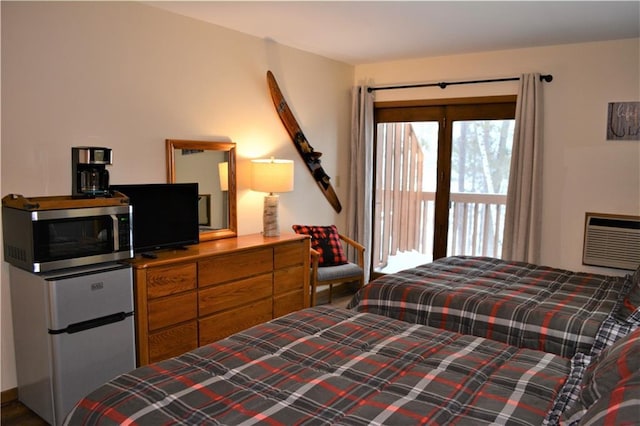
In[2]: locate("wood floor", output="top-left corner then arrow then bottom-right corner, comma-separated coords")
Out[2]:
1,400 -> 48,426
1,287 -> 358,425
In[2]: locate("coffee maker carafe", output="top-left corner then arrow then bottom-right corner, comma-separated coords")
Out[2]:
72,147 -> 112,197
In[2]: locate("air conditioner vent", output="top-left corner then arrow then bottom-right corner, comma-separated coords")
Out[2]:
583,212 -> 640,270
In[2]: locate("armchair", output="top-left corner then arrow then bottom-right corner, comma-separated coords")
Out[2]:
292,225 -> 365,306
310,233 -> 365,306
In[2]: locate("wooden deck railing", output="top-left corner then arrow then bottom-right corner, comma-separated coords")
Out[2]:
373,123 -> 425,269
373,191 -> 507,270
448,192 -> 507,257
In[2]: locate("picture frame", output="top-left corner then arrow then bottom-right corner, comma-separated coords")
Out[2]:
607,102 -> 640,141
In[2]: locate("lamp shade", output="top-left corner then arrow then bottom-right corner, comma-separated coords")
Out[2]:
251,158 -> 294,194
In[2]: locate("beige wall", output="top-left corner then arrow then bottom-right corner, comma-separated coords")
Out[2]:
355,38 -> 640,274
1,1 -> 353,392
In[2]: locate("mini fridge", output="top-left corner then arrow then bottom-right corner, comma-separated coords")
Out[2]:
9,262 -> 136,425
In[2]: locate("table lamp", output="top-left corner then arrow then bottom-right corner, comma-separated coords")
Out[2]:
251,158 -> 294,237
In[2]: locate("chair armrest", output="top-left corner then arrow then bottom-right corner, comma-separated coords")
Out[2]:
338,234 -> 365,268
310,247 -> 320,277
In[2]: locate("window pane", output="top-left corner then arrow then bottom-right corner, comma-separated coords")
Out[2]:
447,120 -> 514,257
373,122 -> 438,273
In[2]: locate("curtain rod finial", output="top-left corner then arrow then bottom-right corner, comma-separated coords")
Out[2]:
540,74 -> 553,83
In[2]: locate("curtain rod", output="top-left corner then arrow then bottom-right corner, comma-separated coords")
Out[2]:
367,74 -> 553,93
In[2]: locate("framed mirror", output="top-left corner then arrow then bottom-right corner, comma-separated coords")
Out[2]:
166,139 -> 237,242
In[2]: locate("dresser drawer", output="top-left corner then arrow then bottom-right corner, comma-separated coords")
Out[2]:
199,298 -> 272,346
274,265 -> 305,295
199,248 -> 273,287
147,263 -> 197,299
148,291 -> 197,331
275,241 -> 307,269
148,322 -> 197,363
274,290 -> 305,318
199,273 -> 272,316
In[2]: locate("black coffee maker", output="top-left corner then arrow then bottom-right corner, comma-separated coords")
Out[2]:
72,147 -> 112,197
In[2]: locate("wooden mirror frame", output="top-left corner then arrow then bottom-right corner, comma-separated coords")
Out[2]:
166,139 -> 237,242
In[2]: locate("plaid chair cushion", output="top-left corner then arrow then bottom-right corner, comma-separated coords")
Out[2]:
292,225 -> 348,267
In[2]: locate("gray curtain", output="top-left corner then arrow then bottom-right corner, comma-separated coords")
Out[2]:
346,86 -> 374,283
502,73 -> 543,263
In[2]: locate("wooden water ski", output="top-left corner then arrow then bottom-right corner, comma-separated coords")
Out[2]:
266,71 -> 342,213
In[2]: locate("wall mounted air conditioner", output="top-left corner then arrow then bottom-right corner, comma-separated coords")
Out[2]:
583,212 -> 640,270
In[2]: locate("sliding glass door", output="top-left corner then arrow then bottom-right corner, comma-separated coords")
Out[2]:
372,97 -> 516,275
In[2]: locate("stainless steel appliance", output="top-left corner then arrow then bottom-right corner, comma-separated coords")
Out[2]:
72,147 -> 112,197
9,262 -> 136,425
2,193 -> 133,272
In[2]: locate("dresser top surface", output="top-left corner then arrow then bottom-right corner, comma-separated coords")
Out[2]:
127,233 -> 309,269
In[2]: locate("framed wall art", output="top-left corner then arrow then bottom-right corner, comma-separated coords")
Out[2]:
607,101 -> 639,141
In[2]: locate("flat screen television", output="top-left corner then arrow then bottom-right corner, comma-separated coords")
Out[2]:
110,183 -> 199,254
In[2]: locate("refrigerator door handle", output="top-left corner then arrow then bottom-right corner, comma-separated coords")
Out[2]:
49,311 -> 133,335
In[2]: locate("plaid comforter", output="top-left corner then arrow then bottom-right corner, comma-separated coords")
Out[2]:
348,256 -> 626,358
65,306 -> 571,425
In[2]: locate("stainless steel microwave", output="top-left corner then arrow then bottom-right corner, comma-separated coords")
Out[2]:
2,194 -> 133,272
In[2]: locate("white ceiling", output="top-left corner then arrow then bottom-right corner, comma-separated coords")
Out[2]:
148,1 -> 640,65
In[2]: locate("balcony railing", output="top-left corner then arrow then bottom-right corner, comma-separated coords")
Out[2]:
374,121 -> 508,273
373,190 -> 507,271
448,192 -> 507,257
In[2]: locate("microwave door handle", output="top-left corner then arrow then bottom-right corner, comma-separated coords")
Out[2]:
111,214 -> 119,252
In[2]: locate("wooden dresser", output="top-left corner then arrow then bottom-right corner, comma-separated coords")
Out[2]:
127,233 -> 310,366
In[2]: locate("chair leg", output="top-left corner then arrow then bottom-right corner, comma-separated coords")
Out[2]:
328,284 -> 333,304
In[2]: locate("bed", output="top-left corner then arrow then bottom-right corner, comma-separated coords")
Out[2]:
64,306 -> 639,425
348,256 -> 637,358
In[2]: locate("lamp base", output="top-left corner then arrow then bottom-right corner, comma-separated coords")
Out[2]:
263,194 -> 280,237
